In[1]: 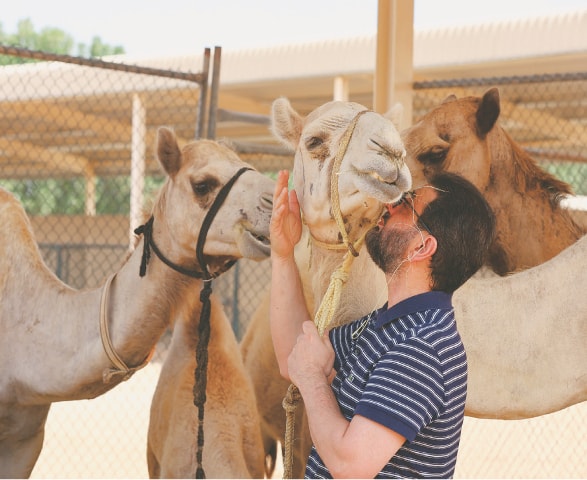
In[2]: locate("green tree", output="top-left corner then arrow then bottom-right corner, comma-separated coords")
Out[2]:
0,17 -> 125,65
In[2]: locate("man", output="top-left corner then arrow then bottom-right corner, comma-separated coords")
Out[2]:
270,169 -> 496,478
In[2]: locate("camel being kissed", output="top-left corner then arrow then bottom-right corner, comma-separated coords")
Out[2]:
0,127 -> 273,479
241,98 -> 412,477
240,93 -> 587,477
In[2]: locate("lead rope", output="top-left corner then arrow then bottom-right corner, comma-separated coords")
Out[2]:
192,166 -> 252,479
282,110 -> 371,478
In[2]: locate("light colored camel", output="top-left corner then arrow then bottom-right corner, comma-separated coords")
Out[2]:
402,87 -> 585,274
453,234 -> 587,419
241,98 -> 411,477
240,94 -> 587,477
147,288 -> 266,478
0,127 -> 274,479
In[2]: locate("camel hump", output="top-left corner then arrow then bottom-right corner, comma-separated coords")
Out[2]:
0,187 -> 31,229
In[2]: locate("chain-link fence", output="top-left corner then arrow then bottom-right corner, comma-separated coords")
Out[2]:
0,47 -> 585,478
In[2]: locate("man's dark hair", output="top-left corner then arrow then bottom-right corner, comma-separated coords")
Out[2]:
418,172 -> 496,292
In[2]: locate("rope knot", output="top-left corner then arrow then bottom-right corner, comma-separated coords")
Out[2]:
200,280 -> 213,302
282,384 -> 302,413
331,268 -> 349,284
134,216 -> 154,277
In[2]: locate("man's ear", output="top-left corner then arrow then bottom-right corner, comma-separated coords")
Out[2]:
408,235 -> 437,261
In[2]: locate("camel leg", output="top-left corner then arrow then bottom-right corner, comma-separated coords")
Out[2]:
146,441 -> 160,479
0,404 -> 50,479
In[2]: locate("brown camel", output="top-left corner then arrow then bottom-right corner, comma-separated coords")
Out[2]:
402,87 -> 585,274
0,127 -> 273,478
147,288 -> 266,478
240,93 -> 587,477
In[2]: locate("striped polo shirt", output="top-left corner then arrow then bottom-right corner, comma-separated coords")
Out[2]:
305,291 -> 467,479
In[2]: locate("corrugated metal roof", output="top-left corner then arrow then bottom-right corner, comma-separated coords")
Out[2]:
122,8 -> 587,84
2,9 -> 585,89
1,9 -> 585,178
414,9 -> 587,67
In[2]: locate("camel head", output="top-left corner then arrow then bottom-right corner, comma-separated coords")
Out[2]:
401,88 -> 582,275
271,98 -> 412,247
150,127 -> 273,275
401,88 -> 501,192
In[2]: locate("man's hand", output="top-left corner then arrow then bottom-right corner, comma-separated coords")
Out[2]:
288,321 -> 335,391
270,170 -> 302,261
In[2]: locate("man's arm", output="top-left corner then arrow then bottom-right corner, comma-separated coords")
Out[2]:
269,170 -> 310,379
289,321 -> 406,478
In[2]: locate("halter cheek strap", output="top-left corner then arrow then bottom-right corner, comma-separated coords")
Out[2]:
196,166 -> 252,280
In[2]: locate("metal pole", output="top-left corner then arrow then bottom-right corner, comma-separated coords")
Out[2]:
207,47 -> 222,140
195,48 -> 211,139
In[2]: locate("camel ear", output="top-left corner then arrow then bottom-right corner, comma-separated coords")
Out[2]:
476,88 -> 500,137
441,94 -> 457,104
271,97 -> 303,150
157,127 -> 182,177
383,102 -> 403,129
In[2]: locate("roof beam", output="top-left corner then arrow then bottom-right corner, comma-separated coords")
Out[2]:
0,138 -> 89,176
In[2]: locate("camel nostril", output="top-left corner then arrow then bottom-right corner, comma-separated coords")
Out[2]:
259,193 -> 273,210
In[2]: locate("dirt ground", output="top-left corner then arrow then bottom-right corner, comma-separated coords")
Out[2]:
31,360 -> 587,479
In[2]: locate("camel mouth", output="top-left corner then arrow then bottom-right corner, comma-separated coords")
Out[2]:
353,173 -> 406,206
240,229 -> 271,260
390,193 -> 406,207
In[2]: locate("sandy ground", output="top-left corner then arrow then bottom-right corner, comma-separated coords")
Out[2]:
31,359 -> 586,479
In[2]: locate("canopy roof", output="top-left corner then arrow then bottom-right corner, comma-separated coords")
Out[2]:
0,8 -> 585,178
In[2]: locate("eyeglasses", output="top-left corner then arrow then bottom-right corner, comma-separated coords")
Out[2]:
400,191 -> 434,236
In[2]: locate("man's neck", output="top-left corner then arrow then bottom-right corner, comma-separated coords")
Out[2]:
386,267 -> 432,309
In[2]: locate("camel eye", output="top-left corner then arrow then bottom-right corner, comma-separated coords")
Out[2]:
306,136 -> 324,150
419,146 -> 447,165
192,179 -> 217,198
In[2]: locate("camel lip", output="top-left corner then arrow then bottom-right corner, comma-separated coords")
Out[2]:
390,192 -> 406,207
242,229 -> 271,259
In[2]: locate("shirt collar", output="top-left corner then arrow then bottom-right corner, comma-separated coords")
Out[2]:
374,291 -> 453,328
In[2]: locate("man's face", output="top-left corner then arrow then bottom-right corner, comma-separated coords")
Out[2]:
365,187 -> 436,275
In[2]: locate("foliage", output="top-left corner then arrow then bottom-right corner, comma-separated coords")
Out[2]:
0,18 -> 124,65
540,160 -> 587,196
0,176 -> 149,216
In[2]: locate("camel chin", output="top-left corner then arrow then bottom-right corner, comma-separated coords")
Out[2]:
235,220 -> 271,260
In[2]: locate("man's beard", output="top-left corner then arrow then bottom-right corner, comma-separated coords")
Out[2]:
365,224 -> 418,275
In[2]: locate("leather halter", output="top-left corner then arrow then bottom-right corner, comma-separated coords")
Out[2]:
99,167 -> 252,384
134,166 -> 252,280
